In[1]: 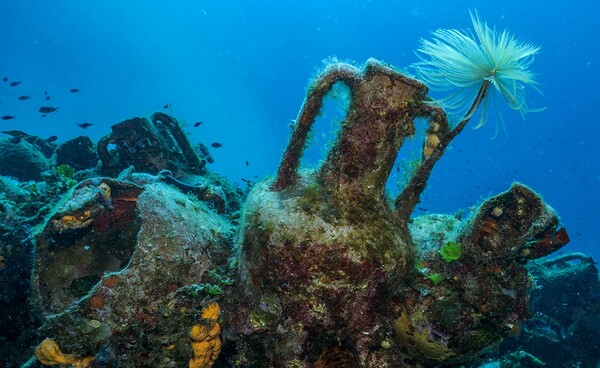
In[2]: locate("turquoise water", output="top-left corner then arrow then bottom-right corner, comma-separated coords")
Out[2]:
1,1 -> 599,366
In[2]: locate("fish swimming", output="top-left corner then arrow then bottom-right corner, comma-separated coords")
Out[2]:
194,121 -> 203,127
69,88 -> 79,93
46,135 -> 58,143
17,95 -> 31,101
38,106 -> 58,113
241,178 -> 253,186
1,115 -> 16,120
77,123 -> 93,129
211,142 -> 223,148
9,81 -> 21,87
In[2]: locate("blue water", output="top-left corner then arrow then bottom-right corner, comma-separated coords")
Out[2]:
1,0 -> 599,260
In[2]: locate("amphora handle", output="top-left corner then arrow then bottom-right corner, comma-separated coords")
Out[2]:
273,59 -> 428,204
272,63 -> 360,191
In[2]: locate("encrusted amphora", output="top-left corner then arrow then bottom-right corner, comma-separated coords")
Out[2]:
236,59 -> 429,364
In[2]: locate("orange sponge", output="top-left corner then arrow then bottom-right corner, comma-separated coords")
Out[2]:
189,303 -> 221,368
35,338 -> 95,367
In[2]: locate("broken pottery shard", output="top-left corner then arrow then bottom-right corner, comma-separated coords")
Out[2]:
97,112 -> 205,177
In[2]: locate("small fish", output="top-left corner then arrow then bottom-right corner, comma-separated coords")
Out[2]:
1,115 -> 16,120
44,90 -> 48,95
38,106 -> 58,113
211,142 -> 223,148
45,96 -> 51,101
163,103 -> 171,109
2,130 -> 29,138
193,121 -> 203,127
77,123 -> 93,129
9,81 -> 21,87
245,160 -> 249,166
2,77 -> 7,82
17,95 -> 31,101
69,88 -> 79,93
46,135 -> 58,143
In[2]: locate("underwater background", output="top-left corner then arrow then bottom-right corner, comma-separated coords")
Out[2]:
1,1 -> 599,367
